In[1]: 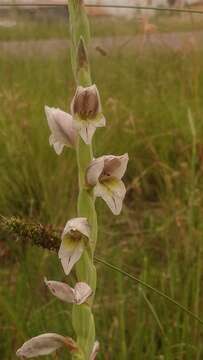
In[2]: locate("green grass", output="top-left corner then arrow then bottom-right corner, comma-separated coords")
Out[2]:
0,19 -> 70,41
1,21 -> 203,359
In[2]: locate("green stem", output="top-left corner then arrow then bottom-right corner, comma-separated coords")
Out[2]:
68,1 -> 97,359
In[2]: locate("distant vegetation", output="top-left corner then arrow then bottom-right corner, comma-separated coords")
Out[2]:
0,8 -> 203,41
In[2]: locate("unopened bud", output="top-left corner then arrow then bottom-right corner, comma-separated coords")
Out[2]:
72,85 -> 99,120
77,36 -> 89,71
71,84 -> 105,144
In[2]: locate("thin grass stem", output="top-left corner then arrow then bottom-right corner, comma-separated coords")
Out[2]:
95,256 -> 203,326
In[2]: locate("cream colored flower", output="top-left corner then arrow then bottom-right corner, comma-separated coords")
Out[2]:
45,106 -> 77,154
90,341 -> 100,360
45,278 -> 92,305
71,84 -> 105,144
16,333 -> 77,358
58,217 -> 90,275
86,154 -> 129,215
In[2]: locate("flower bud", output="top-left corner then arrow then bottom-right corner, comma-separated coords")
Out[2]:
77,36 -> 89,71
76,37 -> 92,87
71,85 -> 105,144
73,85 -> 99,120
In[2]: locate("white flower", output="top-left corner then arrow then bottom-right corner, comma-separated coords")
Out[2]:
90,341 -> 100,360
86,154 -> 129,215
71,84 -> 105,144
16,333 -> 77,358
45,106 -> 77,155
58,217 -> 90,275
45,278 -> 92,305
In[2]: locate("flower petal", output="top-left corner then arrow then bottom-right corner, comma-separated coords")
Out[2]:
58,238 -> 85,275
86,157 -> 104,186
103,154 -> 129,179
93,113 -> 106,128
45,106 -> 77,153
49,135 -> 64,155
90,341 -> 100,360
74,282 -> 93,305
94,178 -> 126,215
62,217 -> 90,239
44,278 -> 75,303
16,333 -> 68,358
44,279 -> 92,305
73,121 -> 95,145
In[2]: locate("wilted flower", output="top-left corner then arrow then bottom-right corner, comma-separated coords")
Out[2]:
16,333 -> 78,358
58,217 -> 90,275
45,278 -> 92,305
71,84 -> 105,144
86,154 -> 129,215
90,341 -> 100,360
45,106 -> 77,155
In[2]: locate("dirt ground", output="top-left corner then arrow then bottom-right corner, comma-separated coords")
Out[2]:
0,30 -> 202,57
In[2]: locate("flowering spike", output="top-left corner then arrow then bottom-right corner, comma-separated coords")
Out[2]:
32,1 -> 130,358
71,84 -> 105,144
58,217 -> 90,275
86,154 -> 129,215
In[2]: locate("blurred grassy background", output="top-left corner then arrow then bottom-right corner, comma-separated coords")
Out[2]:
0,7 -> 203,40
1,8 -> 203,360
